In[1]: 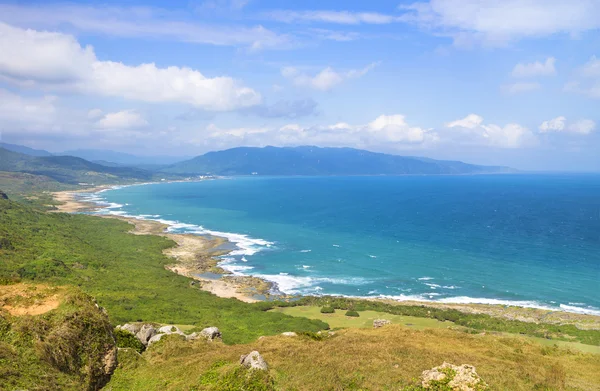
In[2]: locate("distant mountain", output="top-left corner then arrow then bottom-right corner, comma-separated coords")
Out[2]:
0,148 -> 158,185
0,142 -> 53,157
161,146 -> 514,176
59,149 -> 189,166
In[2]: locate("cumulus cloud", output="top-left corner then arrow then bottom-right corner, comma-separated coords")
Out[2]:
0,23 -> 261,111
0,89 -> 58,130
282,63 -> 377,91
399,0 -> 600,47
96,110 -> 148,129
266,10 -> 402,24
512,58 -> 556,78
446,114 -> 536,148
565,56 -> 600,98
540,117 -> 596,135
501,82 -> 541,94
0,4 -> 289,51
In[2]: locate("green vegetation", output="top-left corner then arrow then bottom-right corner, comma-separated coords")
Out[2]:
0,287 -> 116,391
268,297 -> 600,346
320,306 -> 335,314
0,147 -> 166,186
345,310 -> 360,317
107,324 -> 600,390
114,328 -> 145,353
0,197 -> 327,344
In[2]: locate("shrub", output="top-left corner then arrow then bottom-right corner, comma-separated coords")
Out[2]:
320,306 -> 335,314
345,310 -> 359,317
114,328 -> 145,353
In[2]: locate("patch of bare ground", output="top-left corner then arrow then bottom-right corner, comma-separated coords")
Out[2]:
0,283 -> 65,316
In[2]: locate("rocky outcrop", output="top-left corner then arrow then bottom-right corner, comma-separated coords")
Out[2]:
135,324 -> 157,345
116,323 -> 141,335
373,319 -> 391,328
421,362 -> 488,391
199,326 -> 222,341
158,325 -> 183,334
240,351 -> 268,371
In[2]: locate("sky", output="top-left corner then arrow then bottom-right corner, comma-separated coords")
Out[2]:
0,0 -> 599,171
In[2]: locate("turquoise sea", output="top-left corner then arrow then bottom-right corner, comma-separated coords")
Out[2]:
84,175 -> 600,315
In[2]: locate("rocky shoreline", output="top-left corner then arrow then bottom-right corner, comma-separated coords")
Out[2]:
51,187 -> 600,330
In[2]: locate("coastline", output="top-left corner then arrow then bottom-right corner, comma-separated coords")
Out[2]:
51,186 -> 600,329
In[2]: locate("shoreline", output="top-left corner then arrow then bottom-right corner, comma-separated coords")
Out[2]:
51,185 -> 600,329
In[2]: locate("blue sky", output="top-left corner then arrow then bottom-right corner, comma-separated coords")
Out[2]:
0,0 -> 599,170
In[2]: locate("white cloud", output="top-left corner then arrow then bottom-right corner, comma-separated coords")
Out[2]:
367,115 -> 428,143
446,114 -> 536,148
87,109 -> 104,120
399,0 -> 600,47
282,63 -> 378,91
96,110 -> 148,129
0,23 -> 261,111
0,4 -> 289,50
266,10 -> 402,25
539,116 -> 566,132
0,89 -> 58,130
501,82 -> 541,94
512,58 -> 556,78
569,119 -> 596,134
539,117 -> 596,134
565,56 -> 600,98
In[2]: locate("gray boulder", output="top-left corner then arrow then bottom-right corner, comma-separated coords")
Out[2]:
158,325 -> 183,335
200,327 -> 222,341
240,351 -> 268,371
373,319 -> 392,328
136,324 -> 157,345
281,332 -> 297,337
421,362 -> 488,390
116,323 -> 141,335
147,333 -> 166,346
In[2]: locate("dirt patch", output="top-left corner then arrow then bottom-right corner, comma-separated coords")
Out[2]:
1,283 -> 65,316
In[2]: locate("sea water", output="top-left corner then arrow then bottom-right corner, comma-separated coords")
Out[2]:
86,175 -> 600,315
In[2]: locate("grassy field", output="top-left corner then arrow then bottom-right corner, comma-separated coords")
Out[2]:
270,306 -> 450,330
106,323 -> 600,391
0,197 -> 327,344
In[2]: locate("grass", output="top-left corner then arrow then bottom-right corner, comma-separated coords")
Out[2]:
106,324 -> 600,391
0,286 -> 116,391
271,306 -> 450,330
0,197 -> 327,344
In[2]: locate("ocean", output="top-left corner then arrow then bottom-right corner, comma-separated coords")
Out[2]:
84,174 -> 600,315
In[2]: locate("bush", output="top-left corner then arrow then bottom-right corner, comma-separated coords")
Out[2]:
320,306 -> 335,314
114,328 -> 145,353
345,310 -> 359,317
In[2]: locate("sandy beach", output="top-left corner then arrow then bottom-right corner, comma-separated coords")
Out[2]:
51,188 -> 600,329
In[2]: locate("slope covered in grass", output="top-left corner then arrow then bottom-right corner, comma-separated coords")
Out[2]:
107,324 -> 600,391
0,198 -> 326,344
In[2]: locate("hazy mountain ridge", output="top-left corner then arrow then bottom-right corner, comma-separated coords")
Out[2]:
162,146 -> 515,176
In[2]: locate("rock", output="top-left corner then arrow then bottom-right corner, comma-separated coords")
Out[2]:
158,325 -> 182,334
0,190 -> 8,200
421,362 -> 488,391
281,332 -> 297,337
240,351 -> 268,371
102,346 -> 118,375
200,327 -> 222,341
186,332 -> 199,341
116,323 -> 141,335
147,333 -> 166,346
135,324 -> 157,345
373,319 -> 392,328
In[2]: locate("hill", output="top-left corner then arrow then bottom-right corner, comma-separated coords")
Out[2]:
59,148 -> 189,166
161,146 -> 514,176
0,142 -> 53,157
0,147 -> 157,185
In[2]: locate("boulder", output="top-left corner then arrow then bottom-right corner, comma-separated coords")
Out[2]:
240,351 -> 268,371
116,323 -> 141,335
373,319 -> 392,328
158,325 -> 182,334
102,346 -> 118,375
135,324 -> 157,345
421,362 -> 488,391
281,332 -> 297,337
200,327 -> 222,341
147,333 -> 166,346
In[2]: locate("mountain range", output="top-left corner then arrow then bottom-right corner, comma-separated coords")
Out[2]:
0,143 -> 514,186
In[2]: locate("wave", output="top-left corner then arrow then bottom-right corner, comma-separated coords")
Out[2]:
86,185 -> 600,318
